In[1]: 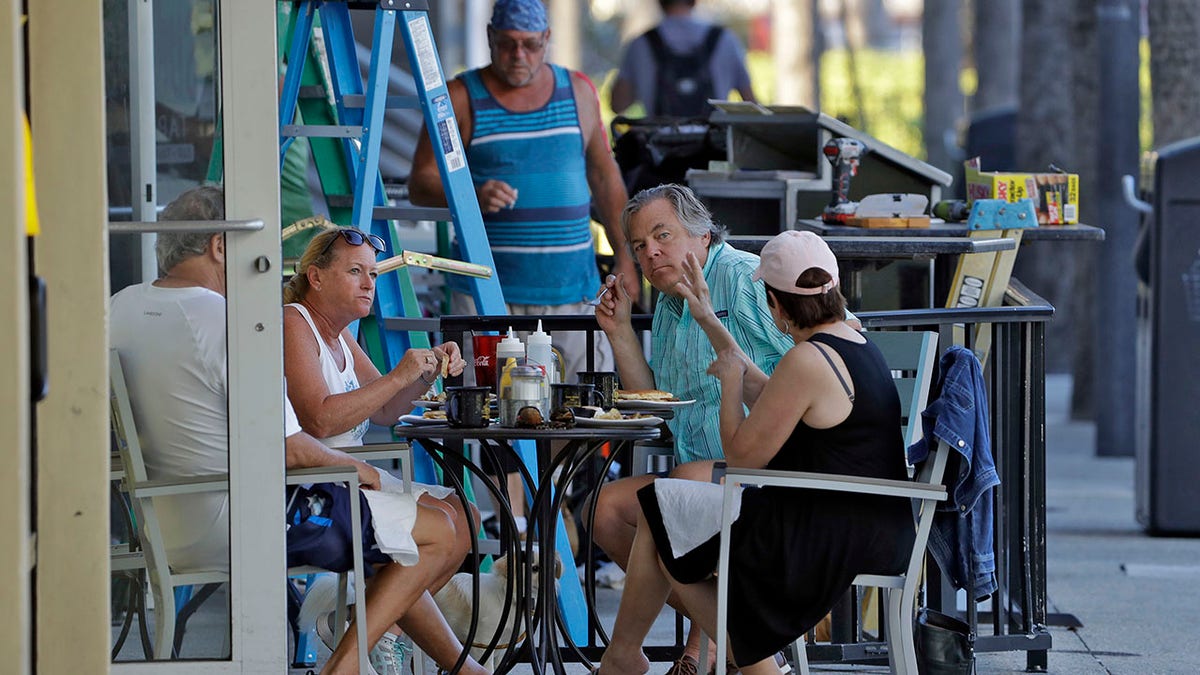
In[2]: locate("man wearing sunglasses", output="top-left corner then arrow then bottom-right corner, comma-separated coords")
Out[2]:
409,0 -> 639,382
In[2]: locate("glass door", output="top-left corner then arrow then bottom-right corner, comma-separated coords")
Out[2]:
107,1 -> 283,670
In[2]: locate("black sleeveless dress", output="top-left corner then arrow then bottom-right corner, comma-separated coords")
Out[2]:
637,333 -> 916,665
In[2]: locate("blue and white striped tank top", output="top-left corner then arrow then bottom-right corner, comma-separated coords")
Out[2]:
455,65 -> 599,305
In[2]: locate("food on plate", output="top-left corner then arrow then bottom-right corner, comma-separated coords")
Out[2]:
595,408 -> 623,420
422,409 -> 448,420
418,390 -> 447,403
615,389 -> 676,402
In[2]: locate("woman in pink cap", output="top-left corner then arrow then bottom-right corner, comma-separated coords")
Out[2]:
601,231 -> 913,674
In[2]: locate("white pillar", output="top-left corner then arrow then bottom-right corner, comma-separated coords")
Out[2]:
549,0 -> 582,71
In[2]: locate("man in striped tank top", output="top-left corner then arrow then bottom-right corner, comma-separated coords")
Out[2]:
410,0 -> 639,381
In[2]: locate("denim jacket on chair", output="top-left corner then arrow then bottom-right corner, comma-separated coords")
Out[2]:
907,345 -> 1000,599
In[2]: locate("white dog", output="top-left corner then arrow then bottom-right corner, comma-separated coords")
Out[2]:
433,548 -> 564,670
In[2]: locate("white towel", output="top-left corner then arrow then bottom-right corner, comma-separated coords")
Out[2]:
361,472 -> 455,566
653,478 -> 743,559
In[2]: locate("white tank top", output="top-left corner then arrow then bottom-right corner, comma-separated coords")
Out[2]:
287,303 -> 369,447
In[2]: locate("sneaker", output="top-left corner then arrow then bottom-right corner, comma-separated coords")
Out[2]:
369,632 -> 412,675
663,654 -> 699,675
594,561 -> 626,590
315,610 -> 343,654
318,611 -> 410,675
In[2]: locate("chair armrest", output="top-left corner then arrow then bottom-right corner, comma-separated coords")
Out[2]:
128,473 -> 229,498
286,464 -> 359,487
337,441 -> 412,462
723,467 -> 947,502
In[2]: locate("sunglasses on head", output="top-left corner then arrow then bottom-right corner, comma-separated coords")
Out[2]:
320,228 -> 386,257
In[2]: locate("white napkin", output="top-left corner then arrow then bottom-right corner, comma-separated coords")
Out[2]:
361,472 -> 454,566
653,478 -> 743,559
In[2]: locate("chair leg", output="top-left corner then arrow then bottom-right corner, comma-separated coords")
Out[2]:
335,572 -> 349,643
883,587 -> 918,675
791,637 -> 811,675
151,582 -> 176,660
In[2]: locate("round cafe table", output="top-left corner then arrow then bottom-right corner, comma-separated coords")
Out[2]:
395,421 -> 662,674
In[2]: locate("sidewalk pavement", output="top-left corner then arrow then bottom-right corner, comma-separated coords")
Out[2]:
976,374 -> 1200,674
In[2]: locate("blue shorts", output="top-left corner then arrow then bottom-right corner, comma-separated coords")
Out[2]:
286,482 -> 392,576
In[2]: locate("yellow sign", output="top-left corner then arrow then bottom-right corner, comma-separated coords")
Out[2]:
24,115 -> 39,236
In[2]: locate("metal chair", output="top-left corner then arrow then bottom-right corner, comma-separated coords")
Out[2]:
713,331 -> 944,675
109,349 -> 231,660
110,349 -> 373,672
862,331 -> 939,451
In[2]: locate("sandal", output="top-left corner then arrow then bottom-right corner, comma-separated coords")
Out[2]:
664,654 -> 700,675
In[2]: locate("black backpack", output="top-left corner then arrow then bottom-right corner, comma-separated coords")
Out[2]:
645,25 -> 724,118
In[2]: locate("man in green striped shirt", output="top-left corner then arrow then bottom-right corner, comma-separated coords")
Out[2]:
589,184 -> 794,673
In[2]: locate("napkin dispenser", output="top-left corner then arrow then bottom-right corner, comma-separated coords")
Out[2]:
498,363 -> 549,427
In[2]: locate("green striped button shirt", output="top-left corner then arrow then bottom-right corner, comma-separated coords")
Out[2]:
650,242 -> 796,463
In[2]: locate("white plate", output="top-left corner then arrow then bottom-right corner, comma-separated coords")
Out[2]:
398,414 -> 449,426
574,415 -> 664,428
614,398 -> 696,410
410,399 -> 445,409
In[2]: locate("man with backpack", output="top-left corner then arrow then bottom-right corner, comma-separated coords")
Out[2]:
611,0 -> 757,118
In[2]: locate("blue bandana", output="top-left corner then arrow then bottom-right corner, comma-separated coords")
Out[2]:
489,0 -> 548,32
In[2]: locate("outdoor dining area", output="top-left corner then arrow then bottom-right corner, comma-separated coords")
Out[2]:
16,1 -> 1200,675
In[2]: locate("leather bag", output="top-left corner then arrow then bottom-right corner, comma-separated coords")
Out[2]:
915,608 -> 975,675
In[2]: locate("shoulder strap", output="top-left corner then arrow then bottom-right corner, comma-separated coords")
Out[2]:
700,25 -> 724,61
645,27 -> 668,63
811,340 -> 855,403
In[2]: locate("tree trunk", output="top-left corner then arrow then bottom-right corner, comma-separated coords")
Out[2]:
862,0 -> 891,48
773,0 -> 819,108
1067,0 -> 1099,420
971,0 -> 1019,112
1014,0 -> 1076,374
923,0 -> 963,172
1149,0 -> 1200,146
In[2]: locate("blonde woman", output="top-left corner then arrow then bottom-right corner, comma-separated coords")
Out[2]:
283,224 -> 482,675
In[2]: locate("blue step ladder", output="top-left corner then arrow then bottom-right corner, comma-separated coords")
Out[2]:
277,0 -> 589,660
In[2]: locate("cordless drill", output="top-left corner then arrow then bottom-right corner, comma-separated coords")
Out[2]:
821,138 -> 869,224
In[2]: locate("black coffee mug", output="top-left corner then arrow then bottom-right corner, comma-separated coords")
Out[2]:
551,383 -> 601,410
577,371 -> 619,408
446,386 -> 491,428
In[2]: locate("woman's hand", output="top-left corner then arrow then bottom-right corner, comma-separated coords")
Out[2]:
594,273 -> 632,335
674,252 -> 716,324
432,341 -> 466,378
397,347 -> 443,386
357,462 -> 381,491
707,347 -> 749,383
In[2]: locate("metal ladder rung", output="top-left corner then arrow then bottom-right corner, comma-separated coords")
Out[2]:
374,205 -> 453,222
341,93 -> 422,110
281,124 -> 361,138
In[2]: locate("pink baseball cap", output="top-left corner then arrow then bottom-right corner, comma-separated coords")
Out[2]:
751,230 -> 840,295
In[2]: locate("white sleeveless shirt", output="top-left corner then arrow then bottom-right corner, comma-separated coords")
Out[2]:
287,303 -> 369,447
